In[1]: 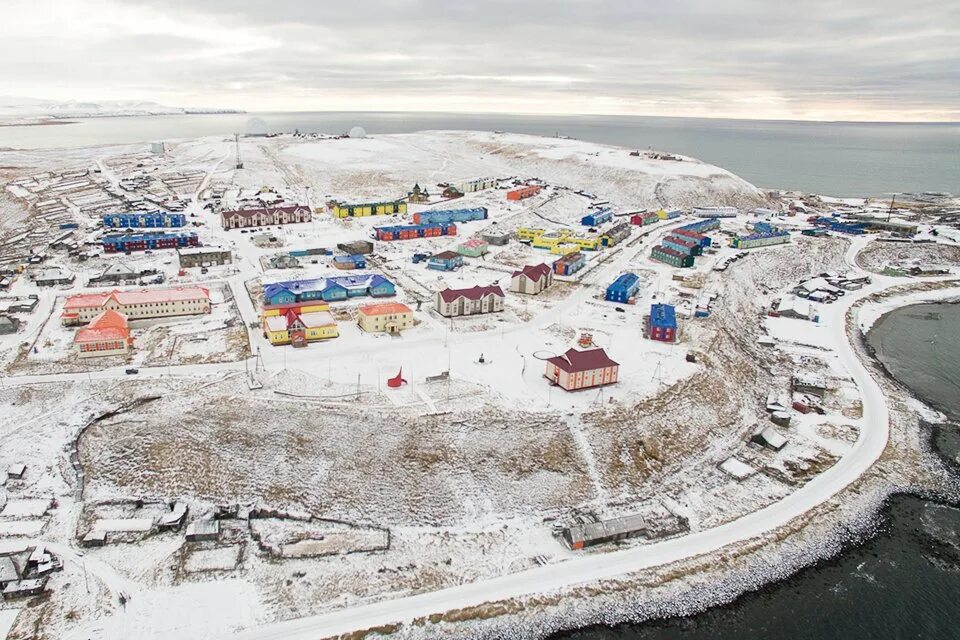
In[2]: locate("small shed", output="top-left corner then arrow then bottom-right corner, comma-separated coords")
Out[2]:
81,530 -> 107,547
6,464 -> 26,480
185,519 -> 220,542
752,426 -> 788,451
719,458 -> 756,481
158,503 -> 189,531
457,238 -> 489,257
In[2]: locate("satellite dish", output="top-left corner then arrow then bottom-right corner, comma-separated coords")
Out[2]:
349,126 -> 367,139
245,117 -> 269,136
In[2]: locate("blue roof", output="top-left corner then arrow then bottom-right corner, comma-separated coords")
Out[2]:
263,273 -> 394,301
102,231 -> 196,242
609,272 -> 639,290
650,303 -> 677,328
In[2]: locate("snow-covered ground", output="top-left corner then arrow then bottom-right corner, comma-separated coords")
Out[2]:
0,131 -> 956,638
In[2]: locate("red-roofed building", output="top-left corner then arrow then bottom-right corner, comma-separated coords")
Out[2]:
510,263 -> 553,295
545,347 -> 619,391
434,285 -> 505,317
221,205 -> 311,230
357,302 -> 414,334
74,310 -> 132,358
61,286 -> 211,325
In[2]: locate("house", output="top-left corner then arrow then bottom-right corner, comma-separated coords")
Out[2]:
434,285 -> 505,317
178,246 -> 232,268
408,183 -> 430,203
600,222 -> 631,247
442,186 -> 463,199
74,310 -> 133,358
329,200 -> 407,218
792,373 -> 828,397
553,251 -> 586,276
650,245 -> 694,268
460,177 -> 497,193
581,208 -> 613,226
752,426 -> 788,451
102,212 -> 186,228
101,231 -> 199,253
62,286 -> 211,325
545,347 -> 619,391
482,231 -> 511,246
375,222 -> 457,241
732,224 -> 790,249
662,235 -> 702,256
0,315 -> 17,334
510,264 -> 553,295
412,207 -> 487,225
332,255 -> 366,270
427,251 -> 463,271
506,185 -> 541,201
263,275 -> 395,306
657,209 -> 683,219
672,228 -> 712,248
774,296 -> 814,320
605,273 -> 640,303
648,303 -> 677,342
457,238 -> 489,257
630,212 -> 660,226
357,302 -> 414,334
32,266 -> 75,286
262,304 -> 338,346
220,205 -> 311,230
88,262 -> 139,285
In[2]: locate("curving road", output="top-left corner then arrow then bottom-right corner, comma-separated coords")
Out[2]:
231,237 -> 896,639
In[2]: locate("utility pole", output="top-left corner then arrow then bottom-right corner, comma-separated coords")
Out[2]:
234,133 -> 244,170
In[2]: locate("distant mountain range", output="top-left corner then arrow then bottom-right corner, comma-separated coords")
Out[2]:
0,96 -> 243,124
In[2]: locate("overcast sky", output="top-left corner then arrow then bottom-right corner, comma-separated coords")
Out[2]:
1,0 -> 957,121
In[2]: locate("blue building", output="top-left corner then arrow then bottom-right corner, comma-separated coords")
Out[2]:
649,303 -> 677,342
553,251 -> 586,276
102,212 -> 186,228
427,250 -> 464,271
263,274 -> 395,306
605,272 -> 640,303
413,207 -> 488,225
333,254 -> 366,270
681,219 -> 721,233
101,231 -> 198,253
581,208 -> 613,226
662,235 -> 702,256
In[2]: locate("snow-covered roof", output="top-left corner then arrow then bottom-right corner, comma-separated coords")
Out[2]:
776,296 -> 811,319
64,286 -> 210,310
719,457 -> 755,480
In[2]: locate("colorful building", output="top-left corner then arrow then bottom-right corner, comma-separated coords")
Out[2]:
657,209 -> 683,220
375,222 -> 457,241
650,245 -> 694,268
630,212 -> 660,226
262,303 -> 338,347
529,229 -> 601,251
662,235 -> 702,256
545,347 -> 619,391
101,232 -> 199,253
459,177 -> 498,193
581,208 -> 613,226
434,285 -> 505,317
102,212 -> 186,228
62,286 -> 211,325
457,238 -> 489,257
329,200 -> 407,218
732,223 -> 791,249
262,275 -> 395,306
516,227 -> 546,242
74,310 -> 133,358
648,303 -> 677,342
510,264 -> 553,295
427,251 -> 464,271
221,205 -> 311,230
672,228 -> 712,248
407,183 -> 430,203
600,222 -> 631,247
332,255 -> 366,270
357,302 -> 414,334
506,185 -> 542,201
553,251 -> 586,276
412,207 -> 487,225
682,218 -> 721,233
605,273 -> 640,303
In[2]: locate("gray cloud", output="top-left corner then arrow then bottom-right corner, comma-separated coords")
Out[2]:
0,0 -> 957,120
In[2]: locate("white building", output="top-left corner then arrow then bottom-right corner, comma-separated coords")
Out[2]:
434,285 -> 505,317
510,264 -> 553,295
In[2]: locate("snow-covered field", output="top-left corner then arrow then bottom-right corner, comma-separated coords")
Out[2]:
0,130 -> 957,638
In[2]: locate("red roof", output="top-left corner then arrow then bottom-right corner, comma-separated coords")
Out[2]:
547,347 -> 619,373
63,286 -> 210,311
438,285 -> 505,303
74,310 -> 131,344
512,263 -> 551,281
358,302 -> 413,316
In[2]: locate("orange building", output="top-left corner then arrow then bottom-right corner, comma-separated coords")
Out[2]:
74,310 -> 133,359
506,185 -> 542,201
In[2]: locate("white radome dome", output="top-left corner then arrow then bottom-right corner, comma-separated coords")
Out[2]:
245,117 -> 269,136
349,126 -> 367,139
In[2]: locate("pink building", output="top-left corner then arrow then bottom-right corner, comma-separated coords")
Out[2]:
545,347 -> 619,391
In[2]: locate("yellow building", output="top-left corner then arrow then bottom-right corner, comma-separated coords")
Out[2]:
516,227 -> 546,242
356,302 -> 414,334
330,200 -> 407,218
551,243 -> 581,255
261,304 -> 338,347
655,209 -> 669,220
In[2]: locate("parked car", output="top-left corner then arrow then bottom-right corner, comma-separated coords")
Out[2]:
125,368 -> 139,375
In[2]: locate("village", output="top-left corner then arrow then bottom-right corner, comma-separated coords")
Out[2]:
0,129 -> 958,638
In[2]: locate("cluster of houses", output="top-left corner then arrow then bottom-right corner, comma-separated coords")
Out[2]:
61,286 -> 212,358
650,219 -> 718,268
1,544 -> 62,601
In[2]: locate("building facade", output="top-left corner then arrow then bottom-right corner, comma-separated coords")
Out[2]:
102,212 -> 186,228
650,245 -> 694,268
177,246 -> 233,268
412,207 -> 487,225
329,200 -> 407,218
510,264 -> 553,295
648,303 -> 677,342
459,177 -> 498,193
581,208 -> 613,226
427,251 -> 464,271
545,347 -> 619,391
506,185 -> 542,201
553,251 -> 586,275
375,222 -> 457,241
74,309 -> 132,358
220,205 -> 311,230
434,286 -> 505,317
605,273 -> 640,303
101,232 -> 199,253
457,238 -> 489,257
262,304 -> 338,347
262,275 -> 395,306
62,286 -> 211,325
357,302 -> 414,334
